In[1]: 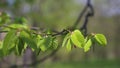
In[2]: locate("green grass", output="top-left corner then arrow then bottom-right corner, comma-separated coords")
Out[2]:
43,60 -> 120,68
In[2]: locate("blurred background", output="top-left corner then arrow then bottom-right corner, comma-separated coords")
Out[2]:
0,0 -> 120,68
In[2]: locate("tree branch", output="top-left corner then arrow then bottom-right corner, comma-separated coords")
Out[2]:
48,29 -> 68,36
7,0 -> 95,67
80,0 -> 94,36
23,0 -> 95,67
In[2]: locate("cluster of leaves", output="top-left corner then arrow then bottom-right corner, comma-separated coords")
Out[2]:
0,12 -> 107,58
62,30 -> 107,52
0,12 -> 58,57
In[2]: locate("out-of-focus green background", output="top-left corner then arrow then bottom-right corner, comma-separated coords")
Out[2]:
0,0 -> 120,68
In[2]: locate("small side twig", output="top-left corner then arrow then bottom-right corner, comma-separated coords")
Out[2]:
48,29 -> 68,36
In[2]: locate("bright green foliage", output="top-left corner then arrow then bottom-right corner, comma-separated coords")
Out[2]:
32,34 -> 42,47
19,30 -> 37,51
31,34 -> 42,55
94,34 -> 107,45
84,39 -> 92,52
62,30 -> 107,52
0,12 -> 107,57
66,39 -> 72,51
3,30 -> 17,55
49,37 -> 58,50
71,30 -> 84,48
9,24 -> 28,29
39,36 -> 54,52
15,37 -> 25,55
62,33 -> 70,47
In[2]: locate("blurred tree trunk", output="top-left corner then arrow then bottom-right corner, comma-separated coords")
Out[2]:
23,47 -> 33,68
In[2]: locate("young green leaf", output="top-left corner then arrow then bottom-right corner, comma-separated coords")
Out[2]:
32,34 -> 42,47
15,37 -> 25,55
20,30 -> 30,38
21,37 -> 37,51
84,39 -> 92,52
49,38 -> 58,50
71,30 -> 84,48
31,34 -> 42,55
20,30 -> 37,51
62,33 -> 70,47
3,30 -> 17,55
66,39 -> 72,52
39,36 -> 52,51
9,24 -> 28,29
94,34 -> 107,46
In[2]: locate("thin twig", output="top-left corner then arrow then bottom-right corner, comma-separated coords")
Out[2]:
48,29 -> 68,36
